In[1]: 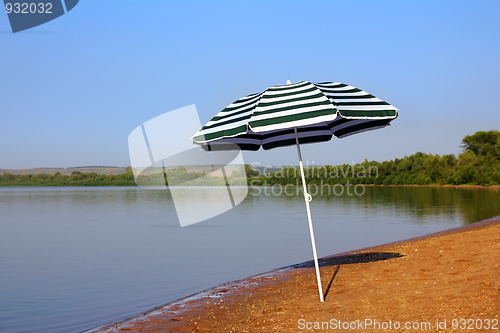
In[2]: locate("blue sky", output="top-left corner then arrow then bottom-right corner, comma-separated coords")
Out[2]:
1,1 -> 499,168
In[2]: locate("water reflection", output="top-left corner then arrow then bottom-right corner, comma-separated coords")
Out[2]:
0,186 -> 499,333
247,186 -> 500,224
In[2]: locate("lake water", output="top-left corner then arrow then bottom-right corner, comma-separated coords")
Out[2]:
0,186 -> 499,333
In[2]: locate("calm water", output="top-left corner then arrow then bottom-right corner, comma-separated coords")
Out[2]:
0,186 -> 499,333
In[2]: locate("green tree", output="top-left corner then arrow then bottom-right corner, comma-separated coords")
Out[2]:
461,130 -> 500,158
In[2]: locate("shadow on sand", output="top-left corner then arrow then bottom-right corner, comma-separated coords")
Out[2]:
291,252 -> 404,300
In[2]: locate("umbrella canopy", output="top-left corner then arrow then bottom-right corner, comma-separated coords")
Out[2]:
192,81 -> 398,150
192,80 -> 398,302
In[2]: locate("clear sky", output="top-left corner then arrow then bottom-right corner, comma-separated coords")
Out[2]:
1,1 -> 499,169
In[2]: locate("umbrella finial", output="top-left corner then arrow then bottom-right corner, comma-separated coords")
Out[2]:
287,80 -> 291,85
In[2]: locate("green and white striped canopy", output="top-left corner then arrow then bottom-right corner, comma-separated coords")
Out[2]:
192,81 -> 398,151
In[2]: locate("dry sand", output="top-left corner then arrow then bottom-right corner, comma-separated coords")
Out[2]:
94,217 -> 500,333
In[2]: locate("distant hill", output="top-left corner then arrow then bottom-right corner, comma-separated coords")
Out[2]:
0,167 -> 127,176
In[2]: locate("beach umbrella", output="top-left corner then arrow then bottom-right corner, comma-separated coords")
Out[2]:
192,80 -> 398,302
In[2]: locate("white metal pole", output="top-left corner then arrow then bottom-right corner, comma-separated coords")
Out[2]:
294,127 -> 324,302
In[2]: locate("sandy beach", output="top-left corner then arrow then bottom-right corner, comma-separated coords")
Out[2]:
94,216 -> 500,332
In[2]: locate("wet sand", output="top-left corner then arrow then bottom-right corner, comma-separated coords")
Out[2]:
93,216 -> 500,332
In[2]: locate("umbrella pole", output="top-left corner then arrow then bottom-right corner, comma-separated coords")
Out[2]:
294,127 -> 324,302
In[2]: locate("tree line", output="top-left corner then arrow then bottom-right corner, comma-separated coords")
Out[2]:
0,168 -> 136,186
1,130 -> 499,187
252,130 -> 500,186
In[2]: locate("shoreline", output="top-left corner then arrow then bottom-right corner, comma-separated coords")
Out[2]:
89,215 -> 500,332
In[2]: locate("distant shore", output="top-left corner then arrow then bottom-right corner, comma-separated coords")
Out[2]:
90,216 -> 500,333
1,183 -> 500,189
0,167 -> 127,176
